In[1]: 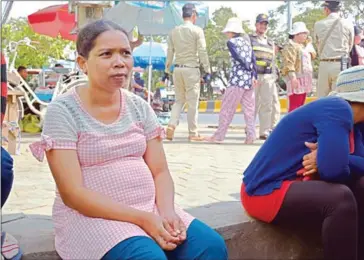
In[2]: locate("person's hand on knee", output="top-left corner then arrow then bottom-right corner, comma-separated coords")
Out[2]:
160,211 -> 187,244
140,212 -> 180,250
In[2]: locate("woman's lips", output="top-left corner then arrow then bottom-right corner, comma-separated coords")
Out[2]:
110,74 -> 127,82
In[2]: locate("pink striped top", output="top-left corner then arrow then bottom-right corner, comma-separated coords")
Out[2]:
30,88 -> 194,259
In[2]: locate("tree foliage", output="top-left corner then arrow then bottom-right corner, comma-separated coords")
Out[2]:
268,1 -> 363,44
1,17 -> 75,68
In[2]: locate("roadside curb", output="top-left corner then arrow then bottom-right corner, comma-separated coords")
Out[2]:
185,97 -> 317,113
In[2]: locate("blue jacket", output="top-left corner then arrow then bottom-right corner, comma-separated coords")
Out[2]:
243,96 -> 364,196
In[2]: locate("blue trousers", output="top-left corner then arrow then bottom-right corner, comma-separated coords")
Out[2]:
102,219 -> 228,260
1,147 -> 13,208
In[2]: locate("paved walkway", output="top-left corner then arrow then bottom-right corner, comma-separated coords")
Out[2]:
2,123 -> 263,217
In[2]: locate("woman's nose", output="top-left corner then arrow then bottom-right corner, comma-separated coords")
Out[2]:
113,54 -> 126,67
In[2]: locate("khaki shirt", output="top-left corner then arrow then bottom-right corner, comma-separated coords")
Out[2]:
281,40 -> 303,77
313,13 -> 354,60
165,21 -> 210,74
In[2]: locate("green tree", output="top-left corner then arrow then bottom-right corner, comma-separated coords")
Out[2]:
141,70 -> 164,92
2,17 -> 75,68
269,0 -> 364,45
296,0 -> 364,25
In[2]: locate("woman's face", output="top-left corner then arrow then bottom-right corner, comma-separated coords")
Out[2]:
295,32 -> 308,44
224,32 -> 234,39
78,29 -> 134,91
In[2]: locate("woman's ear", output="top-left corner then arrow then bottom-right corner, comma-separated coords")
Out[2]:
76,55 -> 87,75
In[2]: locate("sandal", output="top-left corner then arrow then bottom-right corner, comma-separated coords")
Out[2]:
166,125 -> 175,141
244,137 -> 256,145
205,136 -> 223,144
188,135 -> 206,142
1,232 -> 22,260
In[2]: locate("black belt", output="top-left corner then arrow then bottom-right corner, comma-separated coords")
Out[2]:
320,58 -> 341,62
175,64 -> 199,68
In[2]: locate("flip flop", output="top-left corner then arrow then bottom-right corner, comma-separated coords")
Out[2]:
1,232 -> 22,260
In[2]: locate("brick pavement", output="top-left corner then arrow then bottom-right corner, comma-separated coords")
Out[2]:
2,124 -> 263,217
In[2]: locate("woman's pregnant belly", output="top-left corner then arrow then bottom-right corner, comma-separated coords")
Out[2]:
80,158 -> 156,208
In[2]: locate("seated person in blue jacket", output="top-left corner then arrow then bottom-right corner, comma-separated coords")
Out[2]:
241,65 -> 364,260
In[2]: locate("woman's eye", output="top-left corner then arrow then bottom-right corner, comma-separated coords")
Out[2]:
101,52 -> 111,56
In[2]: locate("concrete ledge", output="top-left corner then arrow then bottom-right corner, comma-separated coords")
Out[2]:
2,213 -> 57,259
185,97 -> 317,114
3,202 -> 323,260
187,201 -> 323,260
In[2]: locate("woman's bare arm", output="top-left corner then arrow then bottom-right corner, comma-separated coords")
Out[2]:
143,138 -> 175,214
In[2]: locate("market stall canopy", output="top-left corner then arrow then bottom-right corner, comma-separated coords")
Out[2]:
104,1 -> 209,36
28,4 -> 76,41
133,42 -> 167,71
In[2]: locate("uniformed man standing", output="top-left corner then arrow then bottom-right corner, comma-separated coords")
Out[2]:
165,3 -> 211,142
313,1 -> 354,97
250,14 -> 279,140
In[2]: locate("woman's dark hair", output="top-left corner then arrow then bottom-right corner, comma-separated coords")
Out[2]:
77,19 -> 128,59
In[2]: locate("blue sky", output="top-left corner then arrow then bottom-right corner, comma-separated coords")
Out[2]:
4,1 -> 292,30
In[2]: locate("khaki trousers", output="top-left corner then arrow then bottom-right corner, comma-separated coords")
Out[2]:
255,74 -> 278,136
271,84 -> 281,129
169,68 -> 201,136
317,61 -> 341,97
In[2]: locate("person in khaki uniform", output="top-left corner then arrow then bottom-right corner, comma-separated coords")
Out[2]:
165,3 -> 211,142
250,14 -> 280,140
313,1 -> 354,97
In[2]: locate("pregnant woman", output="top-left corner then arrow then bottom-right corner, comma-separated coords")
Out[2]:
30,20 -> 227,260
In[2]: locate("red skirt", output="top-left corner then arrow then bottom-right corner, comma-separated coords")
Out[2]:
241,181 -> 294,223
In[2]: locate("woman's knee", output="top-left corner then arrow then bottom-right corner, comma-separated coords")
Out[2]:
187,219 -> 228,260
328,184 -> 357,215
1,147 -> 14,179
1,147 -> 14,207
201,233 -> 228,260
102,236 -> 167,260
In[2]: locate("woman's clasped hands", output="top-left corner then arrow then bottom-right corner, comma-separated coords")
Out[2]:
140,210 -> 187,251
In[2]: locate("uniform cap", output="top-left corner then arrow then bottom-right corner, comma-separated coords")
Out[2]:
256,14 -> 269,24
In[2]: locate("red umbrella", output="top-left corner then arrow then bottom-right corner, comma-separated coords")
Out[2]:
28,4 -> 77,41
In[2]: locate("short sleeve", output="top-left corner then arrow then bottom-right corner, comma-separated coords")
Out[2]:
29,101 -> 78,161
140,98 -> 165,141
